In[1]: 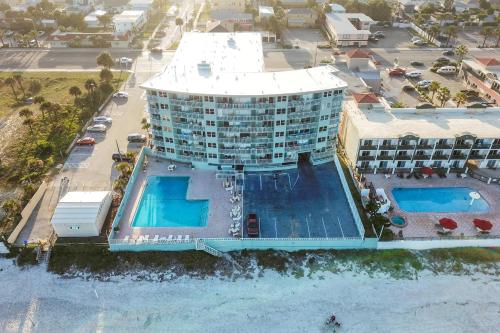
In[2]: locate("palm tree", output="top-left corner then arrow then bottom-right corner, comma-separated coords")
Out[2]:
4,77 -> 18,100
69,86 -> 82,102
175,17 -> 184,37
1,199 -> 21,221
19,108 -> 33,119
115,162 -> 132,178
455,44 -> 469,64
113,177 -> 128,195
453,91 -> 467,107
48,103 -> 62,120
96,51 -> 114,69
13,73 -> 25,98
443,25 -> 458,47
84,79 -> 97,93
428,81 -> 441,102
480,26 -> 494,47
33,96 -> 46,119
22,117 -> 35,134
437,87 -> 451,107
40,101 -> 52,121
99,68 -> 113,82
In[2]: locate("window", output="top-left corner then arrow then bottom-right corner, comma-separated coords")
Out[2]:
397,161 -> 406,168
275,120 -> 285,126
166,148 -> 175,153
276,108 -> 286,114
206,120 -> 215,126
208,153 -> 217,159
208,143 -> 217,148
160,104 -> 168,109
323,90 -> 332,97
277,96 -> 287,102
275,142 -> 284,148
319,126 -> 327,132
204,96 -> 214,102
274,153 -> 283,158
318,137 -> 326,143
207,132 -> 216,137
148,90 -> 157,96
159,91 -> 167,97
165,138 -> 173,143
69,226 -> 80,230
204,108 -> 214,114
275,132 -> 284,137
415,161 -> 424,167
320,115 -> 329,121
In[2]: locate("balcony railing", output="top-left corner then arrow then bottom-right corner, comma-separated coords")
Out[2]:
216,114 -> 275,121
359,145 -> 378,150
417,144 -> 434,149
217,126 -> 274,133
170,111 -> 204,119
454,143 -> 472,149
449,154 -> 467,160
379,144 -> 396,150
473,143 -> 492,149
487,153 -> 500,159
169,99 -> 203,107
358,155 -> 375,161
432,154 -> 450,160
218,137 -> 273,144
215,102 -> 275,109
397,144 -> 415,150
377,155 -> 394,160
394,155 -> 412,160
492,143 -> 500,149
285,144 -> 315,152
468,154 -> 486,160
413,155 -> 431,160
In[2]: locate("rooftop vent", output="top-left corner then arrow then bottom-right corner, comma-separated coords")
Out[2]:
228,37 -> 236,48
197,61 -> 211,76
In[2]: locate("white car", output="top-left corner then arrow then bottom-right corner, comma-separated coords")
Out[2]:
405,71 -> 423,78
87,124 -> 107,133
411,36 -> 421,42
112,91 -> 129,98
417,80 -> 433,88
413,39 -> 425,46
119,57 -> 133,64
436,66 -> 457,74
93,116 -> 112,124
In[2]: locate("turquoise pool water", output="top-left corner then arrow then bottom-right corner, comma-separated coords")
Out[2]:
132,176 -> 208,228
392,187 -> 489,213
390,215 -> 406,226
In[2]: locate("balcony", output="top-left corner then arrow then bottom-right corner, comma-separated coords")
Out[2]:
358,155 -> 375,161
435,143 -> 453,149
216,114 -> 275,121
286,133 -> 317,140
170,111 -> 204,119
285,144 -> 315,152
287,97 -> 322,107
377,155 -> 394,160
492,143 -> 500,149
454,143 -> 472,149
359,144 -> 378,150
473,143 -> 492,149
379,144 -> 396,150
487,152 -> 500,159
215,102 -> 275,109
449,154 -> 467,160
413,155 -> 431,160
468,154 -> 486,160
174,122 -> 204,130
432,154 -> 450,160
417,144 -> 434,149
394,155 -> 412,160
287,111 -> 320,119
169,99 -> 203,107
218,126 -> 274,133
397,144 -> 415,150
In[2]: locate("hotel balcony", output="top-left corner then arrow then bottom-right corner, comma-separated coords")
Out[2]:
287,111 -> 320,119
358,155 -> 375,161
286,133 -> 317,140
435,143 -> 453,149
492,143 -> 500,149
397,144 -> 415,150
170,111 -> 204,119
417,143 -> 434,149
359,144 -> 378,150
487,152 -> 500,159
216,114 -> 275,121
379,144 -> 397,150
449,154 -> 467,160
394,155 -> 412,160
468,154 -> 486,160
218,136 -> 273,144
215,102 -> 275,109
285,144 -> 315,152
169,99 -> 203,107
377,155 -> 394,160
413,155 -> 431,160
454,143 -> 472,149
473,143 -> 492,149
432,154 -> 450,160
217,126 -> 274,133
174,122 -> 204,130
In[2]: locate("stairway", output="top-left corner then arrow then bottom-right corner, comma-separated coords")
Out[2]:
195,239 -> 243,271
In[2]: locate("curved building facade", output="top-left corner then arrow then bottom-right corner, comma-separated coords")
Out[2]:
141,33 -> 347,171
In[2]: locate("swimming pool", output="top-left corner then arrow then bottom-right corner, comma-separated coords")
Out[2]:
132,176 -> 208,228
392,187 -> 489,213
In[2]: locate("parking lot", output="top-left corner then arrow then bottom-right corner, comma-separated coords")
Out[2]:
367,27 -> 415,49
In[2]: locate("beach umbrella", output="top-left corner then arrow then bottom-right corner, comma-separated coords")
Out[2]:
439,218 -> 458,230
473,219 -> 492,231
421,167 -> 433,175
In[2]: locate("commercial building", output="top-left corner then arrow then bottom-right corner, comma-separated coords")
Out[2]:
209,10 -> 253,31
286,8 -> 317,28
84,9 -> 107,28
325,12 -> 374,47
141,32 -> 347,171
211,0 -> 246,12
345,49 -> 381,93
113,10 -> 145,35
46,31 -> 130,48
339,93 -> 500,173
460,57 -> 500,106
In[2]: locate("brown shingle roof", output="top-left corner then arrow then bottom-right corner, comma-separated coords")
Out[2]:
476,58 -> 500,67
352,93 -> 379,104
346,48 -> 371,59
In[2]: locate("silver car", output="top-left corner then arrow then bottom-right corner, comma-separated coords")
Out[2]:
87,124 -> 107,133
93,116 -> 112,124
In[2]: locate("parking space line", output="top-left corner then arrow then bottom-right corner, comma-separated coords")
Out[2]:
337,217 -> 345,238
321,217 -> 328,238
274,218 -> 278,238
305,215 -> 311,238
292,172 -> 300,190
259,175 -> 262,191
274,179 -> 277,190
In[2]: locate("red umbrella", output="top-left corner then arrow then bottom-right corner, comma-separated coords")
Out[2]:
439,218 -> 458,230
421,167 -> 433,175
473,219 -> 493,231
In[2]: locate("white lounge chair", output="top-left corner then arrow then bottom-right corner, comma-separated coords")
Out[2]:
176,235 -> 183,241
143,235 -> 149,242
153,235 -> 159,243
159,236 -> 167,242
123,235 -> 129,243
168,235 -> 173,241
185,235 -> 190,241
136,236 -> 144,244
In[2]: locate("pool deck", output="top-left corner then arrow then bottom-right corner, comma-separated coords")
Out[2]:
365,174 -> 500,238
114,158 -> 235,240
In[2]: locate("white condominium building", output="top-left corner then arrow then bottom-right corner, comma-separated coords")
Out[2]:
141,33 -> 347,171
325,12 -> 374,47
339,93 -> 500,173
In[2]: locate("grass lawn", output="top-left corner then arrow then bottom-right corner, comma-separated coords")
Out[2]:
0,72 -> 127,120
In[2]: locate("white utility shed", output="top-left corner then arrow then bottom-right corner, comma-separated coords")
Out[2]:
51,191 -> 112,237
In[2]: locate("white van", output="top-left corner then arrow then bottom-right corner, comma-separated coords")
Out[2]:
437,66 -> 457,74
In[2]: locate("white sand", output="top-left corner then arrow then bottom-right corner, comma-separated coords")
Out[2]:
0,259 -> 498,333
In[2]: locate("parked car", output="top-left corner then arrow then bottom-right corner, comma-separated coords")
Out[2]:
112,153 -> 133,162
405,71 -> 423,78
436,66 -> 457,74
442,50 -> 454,56
76,137 -> 96,146
466,102 -> 487,108
402,85 -> 415,92
373,31 -> 385,38
413,39 -> 426,46
416,102 -> 435,109
410,61 -> 424,66
150,47 -> 163,53
127,133 -> 147,143
87,124 -> 107,133
247,213 -> 259,237
411,36 -> 421,42
93,116 -> 112,124
112,91 -> 129,98
389,67 -> 406,77
368,35 -> 379,42
417,80 -> 433,88
435,57 -> 450,63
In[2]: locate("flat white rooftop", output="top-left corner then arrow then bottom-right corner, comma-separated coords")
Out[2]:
344,100 -> 500,139
113,10 -> 144,22
326,12 -> 373,35
141,32 -> 347,96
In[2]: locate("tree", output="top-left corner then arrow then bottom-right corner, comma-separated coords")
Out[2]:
443,0 -> 455,12
96,51 -> 114,69
33,96 -> 46,119
22,117 -> 35,134
428,81 -> 441,102
455,44 -> 468,64
115,162 -> 132,178
28,79 -> 42,96
480,26 -> 493,47
39,101 -> 52,121
84,79 -> 97,93
141,117 -> 150,132
99,68 -> 114,82
97,14 -> 113,30
69,86 -> 82,101
4,77 -> 18,100
1,199 -> 21,222
453,91 -> 467,107
437,87 -> 451,107
13,73 -> 26,97
175,17 -> 184,36
443,25 -> 457,47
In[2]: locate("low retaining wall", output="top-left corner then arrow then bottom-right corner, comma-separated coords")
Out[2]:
7,182 -> 48,244
378,238 -> 500,250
